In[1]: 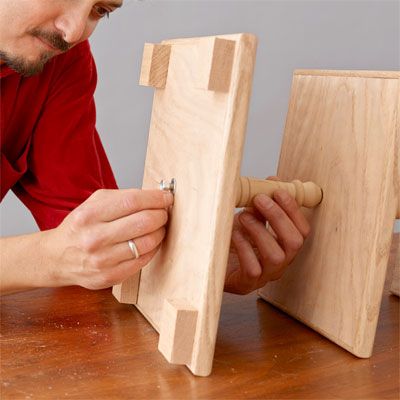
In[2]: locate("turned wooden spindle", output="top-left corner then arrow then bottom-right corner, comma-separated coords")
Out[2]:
236,176 -> 323,208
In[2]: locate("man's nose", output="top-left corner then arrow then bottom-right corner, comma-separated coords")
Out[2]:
54,9 -> 89,45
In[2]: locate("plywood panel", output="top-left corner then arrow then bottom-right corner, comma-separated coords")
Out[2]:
134,34 -> 257,376
259,70 -> 399,357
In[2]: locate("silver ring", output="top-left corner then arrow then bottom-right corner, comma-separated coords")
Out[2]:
128,239 -> 140,259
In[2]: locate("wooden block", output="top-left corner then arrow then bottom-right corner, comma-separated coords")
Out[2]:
259,70 -> 399,358
139,43 -> 171,89
196,38 -> 236,92
112,273 -> 139,304
133,33 -> 257,376
158,299 -> 198,365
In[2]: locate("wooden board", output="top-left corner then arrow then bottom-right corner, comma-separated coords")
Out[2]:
259,70 -> 399,358
114,34 -> 257,376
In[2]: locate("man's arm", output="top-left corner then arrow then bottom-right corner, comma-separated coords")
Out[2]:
1,230 -> 58,294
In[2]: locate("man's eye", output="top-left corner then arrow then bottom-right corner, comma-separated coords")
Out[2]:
93,6 -> 111,19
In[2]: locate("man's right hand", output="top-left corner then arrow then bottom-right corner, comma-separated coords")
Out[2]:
50,189 -> 174,290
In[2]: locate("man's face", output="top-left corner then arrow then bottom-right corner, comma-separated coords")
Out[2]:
0,0 -> 122,76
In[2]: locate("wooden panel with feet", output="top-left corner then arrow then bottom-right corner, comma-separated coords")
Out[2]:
114,33 -> 258,376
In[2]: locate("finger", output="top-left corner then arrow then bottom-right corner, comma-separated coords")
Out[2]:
225,229 -> 261,294
240,175 -> 278,214
115,226 -> 166,262
84,189 -> 174,222
232,213 -> 259,249
79,227 -> 166,275
104,209 -> 168,244
99,246 -> 160,288
239,211 -> 286,269
252,194 -> 304,263
240,178 -> 279,219
231,229 -> 262,280
244,175 -> 279,221
273,190 -> 311,238
237,206 -> 265,225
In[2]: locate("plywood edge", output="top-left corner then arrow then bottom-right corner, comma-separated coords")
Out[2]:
356,84 -> 399,350
161,32 -> 255,46
257,292 -> 372,358
394,84 -> 400,218
276,73 -> 300,174
294,69 -> 400,79
134,302 -> 160,332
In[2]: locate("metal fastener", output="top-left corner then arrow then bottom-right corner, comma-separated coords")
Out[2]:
159,178 -> 176,194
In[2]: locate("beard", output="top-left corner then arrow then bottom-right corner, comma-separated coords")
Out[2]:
0,49 -> 54,77
0,28 -> 71,77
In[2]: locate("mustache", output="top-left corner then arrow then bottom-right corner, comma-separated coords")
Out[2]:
29,28 -> 71,52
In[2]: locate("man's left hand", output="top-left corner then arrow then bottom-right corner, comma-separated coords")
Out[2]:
224,184 -> 311,295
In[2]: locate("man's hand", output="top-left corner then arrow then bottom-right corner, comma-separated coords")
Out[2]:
51,189 -> 174,290
1,189 -> 173,294
224,178 -> 310,295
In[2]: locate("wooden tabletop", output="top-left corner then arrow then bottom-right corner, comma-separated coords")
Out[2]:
1,234 -> 399,400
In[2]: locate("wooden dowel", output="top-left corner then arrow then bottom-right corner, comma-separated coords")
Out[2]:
236,176 -> 323,208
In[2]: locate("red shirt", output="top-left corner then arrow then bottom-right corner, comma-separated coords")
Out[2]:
0,41 -> 117,230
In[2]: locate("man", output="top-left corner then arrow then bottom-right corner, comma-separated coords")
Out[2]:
0,0 -> 310,295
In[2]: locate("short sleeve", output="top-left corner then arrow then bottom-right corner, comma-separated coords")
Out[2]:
13,41 -> 118,230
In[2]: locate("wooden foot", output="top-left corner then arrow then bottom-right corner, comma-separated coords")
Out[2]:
197,37 -> 236,92
112,273 -> 140,304
158,299 -> 198,365
139,43 -> 171,89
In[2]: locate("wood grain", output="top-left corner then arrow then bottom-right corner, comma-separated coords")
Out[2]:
259,70 -> 399,358
139,43 -> 171,89
204,38 -> 236,92
1,234 -> 398,399
158,299 -> 198,364
132,34 -> 257,376
236,177 -> 323,208
112,273 -> 139,304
